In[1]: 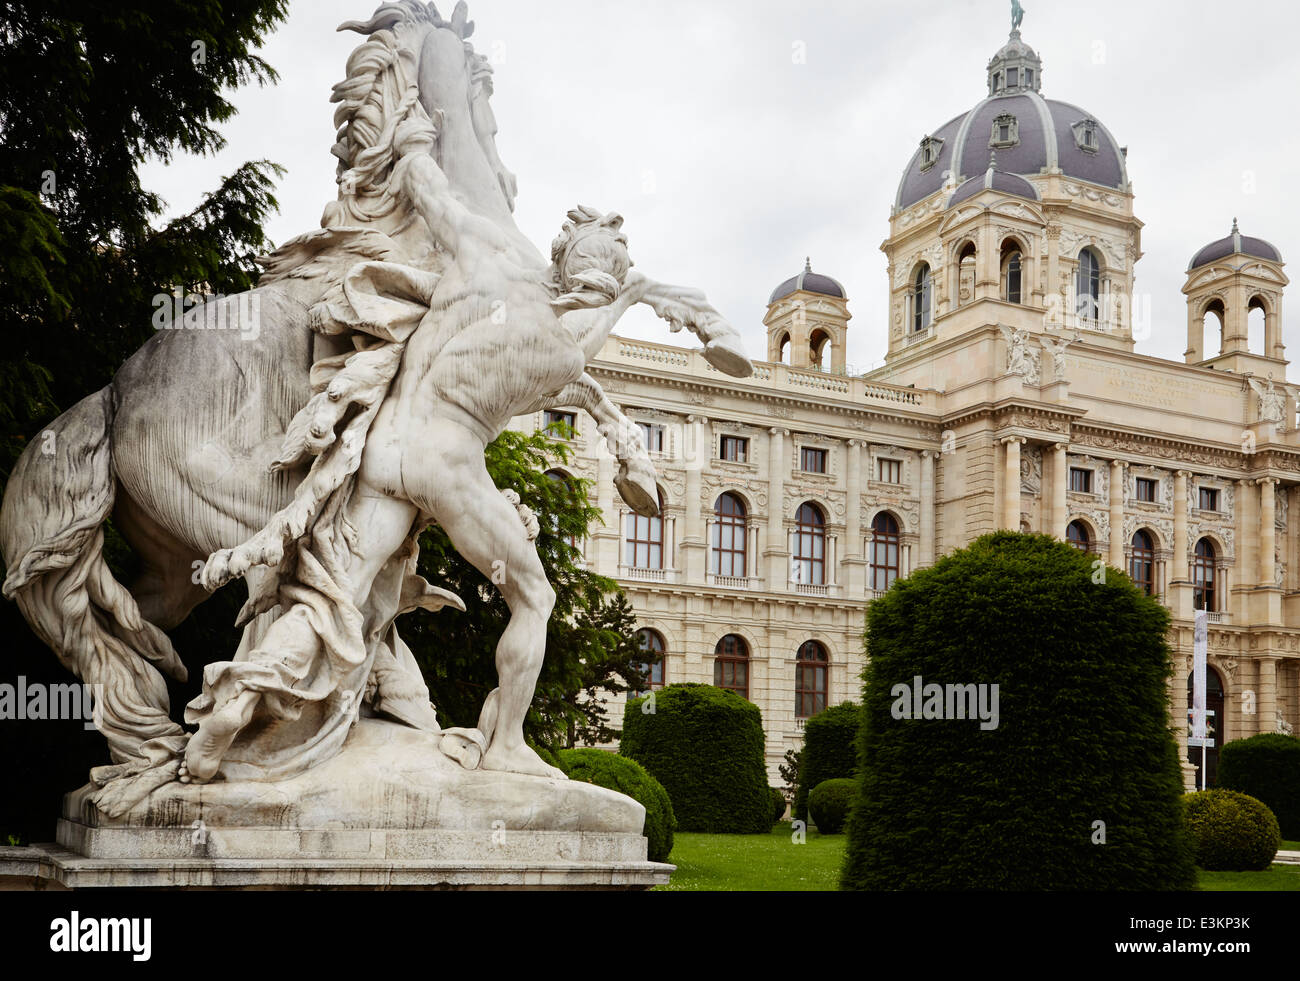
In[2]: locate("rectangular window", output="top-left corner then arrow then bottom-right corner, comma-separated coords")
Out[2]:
878,459 -> 903,485
800,447 -> 828,474
543,410 -> 577,435
1199,487 -> 1219,512
1007,67 -> 1018,86
1135,478 -> 1157,503
637,422 -> 665,453
1069,468 -> 1093,493
720,436 -> 749,463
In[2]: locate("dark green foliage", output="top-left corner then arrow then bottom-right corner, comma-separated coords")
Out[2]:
556,749 -> 676,862
622,684 -> 771,834
407,429 -> 649,751
841,532 -> 1196,891
779,747 -> 801,803
1217,734 -> 1300,839
1184,790 -> 1281,871
770,787 -> 788,823
809,778 -> 856,834
0,1 -> 289,480
793,701 -> 861,821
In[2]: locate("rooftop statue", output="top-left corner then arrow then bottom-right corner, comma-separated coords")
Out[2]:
1,0 -> 752,819
1011,0 -> 1025,32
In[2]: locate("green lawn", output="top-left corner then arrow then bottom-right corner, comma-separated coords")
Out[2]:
657,825 -> 1300,891
657,825 -> 846,891
1282,840 -> 1300,851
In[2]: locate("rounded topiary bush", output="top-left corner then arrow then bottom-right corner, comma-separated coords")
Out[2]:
1184,789 -> 1280,871
841,532 -> 1196,891
793,702 -> 861,822
809,778 -> 855,834
556,749 -> 676,862
771,787 -> 788,823
622,684 -> 770,834
1218,734 -> 1300,840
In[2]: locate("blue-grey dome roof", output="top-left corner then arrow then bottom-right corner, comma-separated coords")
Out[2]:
1190,221 -> 1283,270
769,259 -> 846,304
948,166 -> 1039,207
894,32 -> 1129,212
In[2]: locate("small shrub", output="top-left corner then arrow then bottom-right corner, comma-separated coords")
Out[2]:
622,684 -> 771,834
556,748 -> 676,862
770,787 -> 788,823
1184,789 -> 1280,871
793,702 -> 860,821
1218,734 -> 1300,840
809,778 -> 855,834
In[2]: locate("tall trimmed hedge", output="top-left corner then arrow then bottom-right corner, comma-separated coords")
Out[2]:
622,684 -> 770,834
1217,734 -> 1300,840
556,749 -> 676,863
841,532 -> 1196,891
793,702 -> 861,822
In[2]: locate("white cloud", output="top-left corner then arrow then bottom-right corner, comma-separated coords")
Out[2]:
141,0 -> 1300,372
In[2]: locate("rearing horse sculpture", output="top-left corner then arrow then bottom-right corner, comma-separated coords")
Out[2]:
0,0 -> 751,814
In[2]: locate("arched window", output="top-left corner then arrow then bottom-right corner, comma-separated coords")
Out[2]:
796,641 -> 829,718
1202,299 -> 1225,356
809,329 -> 831,371
1076,248 -> 1101,323
957,242 -> 977,306
1248,296 -> 1267,354
870,513 -> 901,592
1001,242 -> 1023,304
632,629 -> 666,692
1129,530 -> 1155,596
544,470 -> 580,550
623,489 -> 665,570
912,264 -> 933,332
778,333 -> 791,364
1066,521 -> 1090,552
714,634 -> 749,698
1193,538 -> 1217,612
711,493 -> 748,578
793,503 -> 826,586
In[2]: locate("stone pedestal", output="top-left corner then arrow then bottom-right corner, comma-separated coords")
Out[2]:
0,719 -> 672,891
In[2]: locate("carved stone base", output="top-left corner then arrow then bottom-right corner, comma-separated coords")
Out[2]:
0,718 -> 671,890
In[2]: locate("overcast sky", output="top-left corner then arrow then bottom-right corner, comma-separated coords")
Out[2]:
141,0 -> 1300,374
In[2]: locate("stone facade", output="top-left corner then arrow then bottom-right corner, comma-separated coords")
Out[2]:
510,24 -> 1300,787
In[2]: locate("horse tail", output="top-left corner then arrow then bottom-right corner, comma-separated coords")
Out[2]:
1,387 -> 187,776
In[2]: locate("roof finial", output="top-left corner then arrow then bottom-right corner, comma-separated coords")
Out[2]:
1011,0 -> 1025,34
1232,217 -> 1240,235
989,148 -> 998,171
805,256 -> 812,273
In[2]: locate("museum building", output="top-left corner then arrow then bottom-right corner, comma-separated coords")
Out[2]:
512,23 -> 1299,787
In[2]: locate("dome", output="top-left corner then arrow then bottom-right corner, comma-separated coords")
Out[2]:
894,31 -> 1129,212
769,258 -> 846,304
1189,220 -> 1283,270
948,158 -> 1039,208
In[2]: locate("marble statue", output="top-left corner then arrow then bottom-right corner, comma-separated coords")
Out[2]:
1249,377 -> 1291,427
999,324 -> 1040,385
0,0 -> 751,821
1038,331 -> 1080,382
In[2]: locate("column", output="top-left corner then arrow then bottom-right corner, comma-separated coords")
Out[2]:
766,429 -> 788,591
920,450 -> 937,567
1002,437 -> 1023,531
845,441 -> 863,555
1052,443 -> 1068,539
682,416 -> 707,582
1259,477 -> 1278,586
1045,225 -> 1062,327
1109,460 -> 1126,569
1258,656 -> 1278,736
1173,471 -> 1189,581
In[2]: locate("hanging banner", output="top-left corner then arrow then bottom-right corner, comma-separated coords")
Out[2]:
1191,610 -> 1208,743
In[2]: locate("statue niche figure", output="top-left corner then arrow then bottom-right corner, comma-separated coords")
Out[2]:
0,0 -> 752,815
